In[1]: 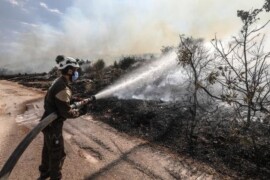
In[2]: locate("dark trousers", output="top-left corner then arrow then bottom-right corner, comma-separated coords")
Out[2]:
39,128 -> 66,180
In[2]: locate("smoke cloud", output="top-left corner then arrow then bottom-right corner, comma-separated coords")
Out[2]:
0,0 -> 268,72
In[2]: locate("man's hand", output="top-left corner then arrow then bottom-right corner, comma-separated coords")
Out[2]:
70,109 -> 80,117
81,99 -> 89,106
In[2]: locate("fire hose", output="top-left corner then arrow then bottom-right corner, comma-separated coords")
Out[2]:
0,96 -> 96,180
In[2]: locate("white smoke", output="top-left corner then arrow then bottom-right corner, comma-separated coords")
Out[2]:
1,0 -> 269,73
95,51 -> 190,102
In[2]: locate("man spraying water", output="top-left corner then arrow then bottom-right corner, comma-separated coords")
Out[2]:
0,56 -> 96,180
38,55 -> 86,180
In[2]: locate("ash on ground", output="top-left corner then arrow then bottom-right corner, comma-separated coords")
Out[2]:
89,97 -> 270,180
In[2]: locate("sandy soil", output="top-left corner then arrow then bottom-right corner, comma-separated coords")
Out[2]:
0,80 -> 229,180
0,80 -> 44,179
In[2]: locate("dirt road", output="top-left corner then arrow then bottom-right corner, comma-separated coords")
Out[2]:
0,80 -> 226,180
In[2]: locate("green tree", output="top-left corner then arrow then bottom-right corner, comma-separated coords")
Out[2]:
93,59 -> 105,71
118,56 -> 136,70
161,46 -> 174,55
91,59 -> 106,80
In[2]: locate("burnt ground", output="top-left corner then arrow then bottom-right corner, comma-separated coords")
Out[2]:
90,98 -> 270,180
1,73 -> 270,179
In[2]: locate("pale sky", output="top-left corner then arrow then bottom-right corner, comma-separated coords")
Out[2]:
0,0 -> 269,72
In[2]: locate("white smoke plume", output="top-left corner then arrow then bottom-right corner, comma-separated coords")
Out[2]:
0,0 -> 268,73
95,51 -> 190,102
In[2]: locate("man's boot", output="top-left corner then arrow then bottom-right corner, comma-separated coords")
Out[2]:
37,172 -> 50,180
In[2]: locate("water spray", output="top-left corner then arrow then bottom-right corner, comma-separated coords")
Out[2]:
95,51 -> 178,100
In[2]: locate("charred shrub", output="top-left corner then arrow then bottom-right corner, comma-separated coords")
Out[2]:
91,98 -> 182,140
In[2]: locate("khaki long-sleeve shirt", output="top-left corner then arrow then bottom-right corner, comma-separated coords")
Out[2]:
42,76 -> 79,131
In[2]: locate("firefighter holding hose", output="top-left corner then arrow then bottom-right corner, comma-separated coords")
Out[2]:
38,55 -> 86,180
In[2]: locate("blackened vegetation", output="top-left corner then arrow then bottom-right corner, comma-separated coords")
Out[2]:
91,98 -> 182,140
90,98 -> 270,179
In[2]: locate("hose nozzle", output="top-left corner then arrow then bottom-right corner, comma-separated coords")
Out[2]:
71,95 -> 96,109
90,95 -> 96,102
